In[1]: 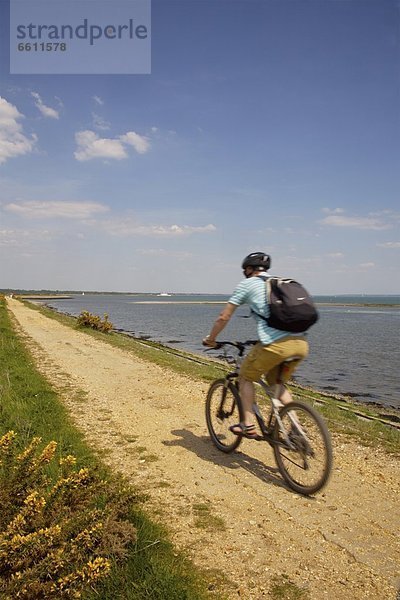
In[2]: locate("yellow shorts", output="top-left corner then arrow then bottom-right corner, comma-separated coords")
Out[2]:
239,337 -> 309,383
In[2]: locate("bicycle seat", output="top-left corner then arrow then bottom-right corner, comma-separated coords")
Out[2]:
275,356 -> 303,385
281,355 -> 302,365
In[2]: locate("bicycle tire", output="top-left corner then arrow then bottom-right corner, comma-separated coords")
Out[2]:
273,401 -> 333,495
205,379 -> 243,453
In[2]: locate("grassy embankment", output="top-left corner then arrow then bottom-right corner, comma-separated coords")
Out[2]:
20,298 -> 400,455
0,296 -> 213,600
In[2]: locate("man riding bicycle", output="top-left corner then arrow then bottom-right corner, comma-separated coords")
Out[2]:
203,252 -> 309,439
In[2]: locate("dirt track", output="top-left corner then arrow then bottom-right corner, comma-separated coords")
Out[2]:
7,298 -> 400,599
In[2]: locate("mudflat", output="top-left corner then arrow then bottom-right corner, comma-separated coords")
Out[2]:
7,298 -> 400,600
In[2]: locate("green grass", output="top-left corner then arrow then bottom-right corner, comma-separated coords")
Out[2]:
290,385 -> 400,454
22,298 -> 400,455
0,305 -> 92,461
91,514 -> 208,600
0,297 -> 211,600
192,503 -> 226,532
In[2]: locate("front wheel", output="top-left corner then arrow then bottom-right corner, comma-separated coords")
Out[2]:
273,401 -> 333,495
205,379 -> 243,453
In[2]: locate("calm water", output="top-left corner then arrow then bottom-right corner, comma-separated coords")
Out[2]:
42,294 -> 400,410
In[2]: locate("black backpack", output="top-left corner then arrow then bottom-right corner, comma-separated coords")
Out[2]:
254,276 -> 319,333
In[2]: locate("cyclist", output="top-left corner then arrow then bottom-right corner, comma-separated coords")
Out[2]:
202,252 -> 309,439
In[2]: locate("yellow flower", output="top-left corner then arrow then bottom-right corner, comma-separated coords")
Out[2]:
23,490 -> 46,513
4,513 -> 26,536
37,440 -> 57,464
0,430 -> 16,451
59,455 -> 77,467
16,437 -> 41,462
85,556 -> 111,580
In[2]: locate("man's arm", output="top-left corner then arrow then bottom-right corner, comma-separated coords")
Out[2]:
202,302 -> 237,347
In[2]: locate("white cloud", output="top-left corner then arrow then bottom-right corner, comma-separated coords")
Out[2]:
359,262 -> 375,269
137,223 -> 216,236
120,131 -> 150,154
90,218 -> 216,237
0,228 -> 53,247
138,249 -> 193,259
326,252 -> 345,258
0,229 -> 27,246
377,241 -> 400,248
322,207 -> 345,214
74,130 -> 150,161
74,130 -> 127,161
320,211 -> 390,230
369,209 -> 396,217
92,113 -> 111,131
31,92 -> 59,119
0,97 -> 37,164
4,200 -> 109,219
93,95 -> 104,106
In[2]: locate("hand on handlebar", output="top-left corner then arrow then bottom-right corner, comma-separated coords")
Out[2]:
202,336 -> 219,348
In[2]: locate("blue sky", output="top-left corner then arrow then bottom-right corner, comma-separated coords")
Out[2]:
0,0 -> 399,294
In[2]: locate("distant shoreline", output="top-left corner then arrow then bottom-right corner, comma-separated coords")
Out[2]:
18,294 -> 73,300
316,302 -> 400,308
129,300 -> 400,308
131,300 -> 400,308
12,294 -> 400,309
131,300 -> 227,304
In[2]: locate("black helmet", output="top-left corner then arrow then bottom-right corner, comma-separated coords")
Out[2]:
241,252 -> 271,270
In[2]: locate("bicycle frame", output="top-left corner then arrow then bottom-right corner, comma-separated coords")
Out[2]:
253,379 -> 283,436
253,379 -> 302,450
205,341 -> 333,494
220,343 -> 303,450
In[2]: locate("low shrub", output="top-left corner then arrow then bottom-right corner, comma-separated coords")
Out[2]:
76,311 -> 113,333
0,431 -> 136,600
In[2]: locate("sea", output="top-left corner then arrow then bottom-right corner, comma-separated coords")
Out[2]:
39,294 -> 400,411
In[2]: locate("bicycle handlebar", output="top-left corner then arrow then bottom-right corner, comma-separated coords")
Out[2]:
204,340 -> 258,355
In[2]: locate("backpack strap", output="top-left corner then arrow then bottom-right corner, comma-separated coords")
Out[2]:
250,275 -> 273,322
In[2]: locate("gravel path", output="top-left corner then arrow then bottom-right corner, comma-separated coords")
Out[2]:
7,298 -> 400,599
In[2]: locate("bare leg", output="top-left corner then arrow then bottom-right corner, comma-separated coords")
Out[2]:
238,376 -> 294,432
239,377 -> 256,425
278,385 -> 293,405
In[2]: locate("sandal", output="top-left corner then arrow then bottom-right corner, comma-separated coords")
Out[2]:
229,423 -> 259,439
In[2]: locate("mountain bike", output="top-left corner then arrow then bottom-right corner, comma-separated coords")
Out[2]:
205,341 -> 333,495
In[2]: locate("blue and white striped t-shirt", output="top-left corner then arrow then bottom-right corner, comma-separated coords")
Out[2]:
228,275 -> 290,345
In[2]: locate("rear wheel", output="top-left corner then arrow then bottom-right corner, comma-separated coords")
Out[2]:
273,401 -> 333,495
205,379 -> 243,453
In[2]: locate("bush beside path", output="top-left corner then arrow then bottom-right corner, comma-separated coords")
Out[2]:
5,297 -> 400,600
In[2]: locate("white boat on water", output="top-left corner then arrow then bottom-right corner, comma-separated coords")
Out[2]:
157,292 -> 172,297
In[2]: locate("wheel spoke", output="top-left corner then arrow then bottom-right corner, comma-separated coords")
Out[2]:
274,402 -> 332,495
206,380 -> 242,453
